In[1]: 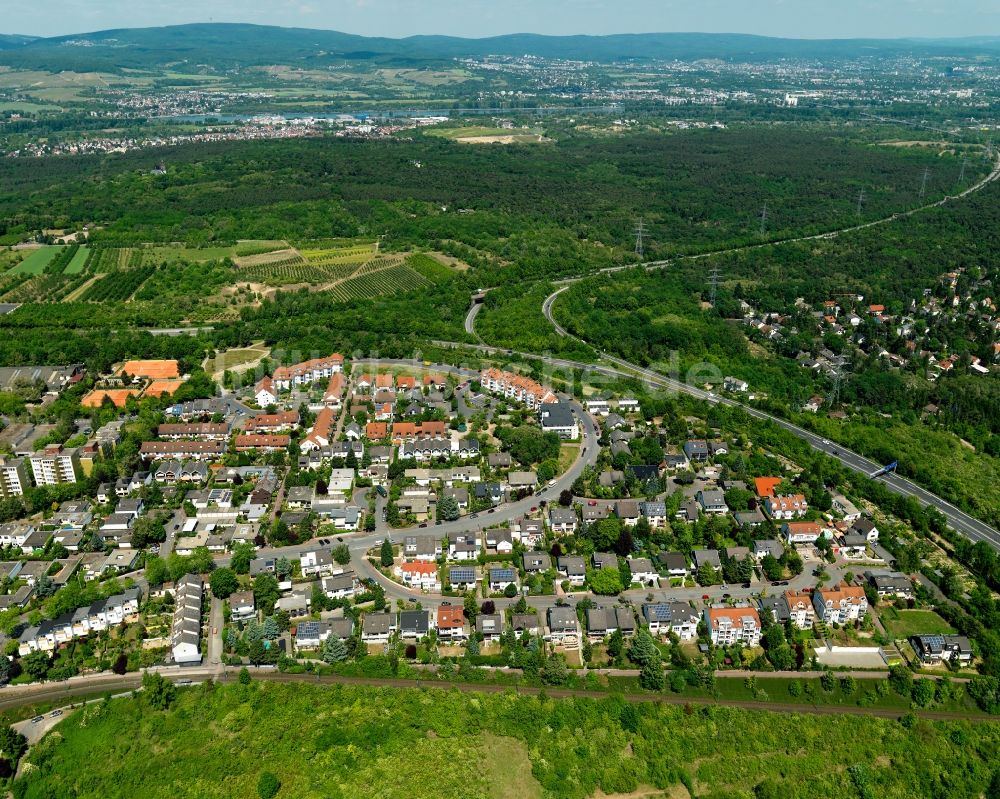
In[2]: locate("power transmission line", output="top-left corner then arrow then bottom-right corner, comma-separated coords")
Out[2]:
633,219 -> 646,260
958,156 -> 967,184
855,189 -> 865,219
919,167 -> 930,201
758,202 -> 768,236
708,265 -> 722,308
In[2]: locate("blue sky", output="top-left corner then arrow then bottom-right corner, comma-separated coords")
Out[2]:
6,0 -> 1000,39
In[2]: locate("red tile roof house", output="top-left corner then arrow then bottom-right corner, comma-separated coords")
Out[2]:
255,375 -> 277,406
272,354 -> 344,390
765,494 -> 808,520
436,603 -> 468,640
300,408 -> 335,452
395,560 -> 441,592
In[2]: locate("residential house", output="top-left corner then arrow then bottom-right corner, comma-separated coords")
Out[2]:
361,612 -> 395,643
538,403 -> 578,439
782,521 -> 825,546
640,501 -> 667,528
812,585 -> 868,624
697,489 -> 727,514
910,635 -> 973,665
546,606 -> 579,644
436,604 -> 468,641
171,575 -> 203,664
477,613 -> 504,642
658,551 -> 689,580
448,566 -> 477,592
849,517 -> 880,543
643,602 -> 699,640
397,561 -> 441,592
784,590 -> 816,629
488,567 -> 517,593
683,440 -> 710,462
322,572 -> 359,600
765,494 -> 809,519
558,555 -> 587,587
704,607 -> 762,647
865,571 -> 914,600
627,558 -> 658,586
615,500 -> 641,527
399,609 -> 431,639
586,607 -> 636,640
548,507 -> 578,534
229,590 -> 256,623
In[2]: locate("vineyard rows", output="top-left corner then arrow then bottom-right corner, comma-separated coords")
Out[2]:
354,255 -> 405,276
80,265 -> 157,302
326,264 -> 429,303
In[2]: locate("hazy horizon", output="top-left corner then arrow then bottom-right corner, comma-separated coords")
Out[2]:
5,0 -> 1000,41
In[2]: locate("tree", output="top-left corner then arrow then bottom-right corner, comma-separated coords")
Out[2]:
0,726 -> 27,762
0,655 -> 10,685
542,654 -> 568,685
21,650 -> 49,680
145,555 -> 169,587
257,771 -> 281,799
253,574 -> 280,613
436,495 -> 460,522
628,629 -> 660,667
761,554 -> 783,582
112,653 -> 128,675
142,671 -> 176,710
262,616 -> 280,640
231,542 -> 256,575
35,574 -> 56,599
888,664 -> 913,697
332,544 -> 351,566
503,583 -> 518,598
275,557 -> 292,580
131,516 -> 166,549
239,667 -> 252,685
248,638 -> 267,666
912,678 -> 935,707
558,489 -> 573,507
209,568 -> 239,599
380,539 -> 394,567
607,628 -> 625,660
582,639 -> 593,664
463,593 -> 478,623
587,566 -> 623,595
639,657 -> 664,691
696,562 -> 719,586
321,636 -> 348,663
466,636 -> 480,656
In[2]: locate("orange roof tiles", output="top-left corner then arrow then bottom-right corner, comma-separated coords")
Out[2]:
121,360 -> 179,379
366,422 -> 388,439
401,560 -> 438,576
437,605 -> 466,629
706,606 -> 760,629
754,477 -> 782,498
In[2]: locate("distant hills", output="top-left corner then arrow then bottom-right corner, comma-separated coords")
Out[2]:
1,23 -> 1000,71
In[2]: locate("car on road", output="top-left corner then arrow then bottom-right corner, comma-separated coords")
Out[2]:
470,513 -> 478,519
588,500 -> 598,506
418,522 -> 427,528
742,582 -> 751,588
50,710 -> 62,717
701,594 -> 709,601
487,508 -> 495,514
722,593 -> 732,599
407,596 -> 416,602
530,506 -> 537,512
336,537 -> 343,542
31,716 -> 43,723
435,520 -> 442,525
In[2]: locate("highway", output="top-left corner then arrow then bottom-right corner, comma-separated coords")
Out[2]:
536,288 -> 1000,554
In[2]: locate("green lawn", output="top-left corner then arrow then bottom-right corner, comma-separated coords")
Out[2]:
63,246 -> 90,274
881,608 -> 956,639
8,246 -> 58,275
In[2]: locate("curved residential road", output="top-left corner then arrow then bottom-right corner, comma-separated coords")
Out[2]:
537,291 -> 1000,554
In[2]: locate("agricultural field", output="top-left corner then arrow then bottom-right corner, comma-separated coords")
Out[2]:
63,247 -> 90,274
7,246 -> 58,275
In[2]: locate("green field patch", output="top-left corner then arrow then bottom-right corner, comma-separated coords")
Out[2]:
881,608 -> 956,639
8,247 -> 58,275
63,246 -> 90,274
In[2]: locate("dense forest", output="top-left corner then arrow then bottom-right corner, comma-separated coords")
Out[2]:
0,126 -> 974,281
